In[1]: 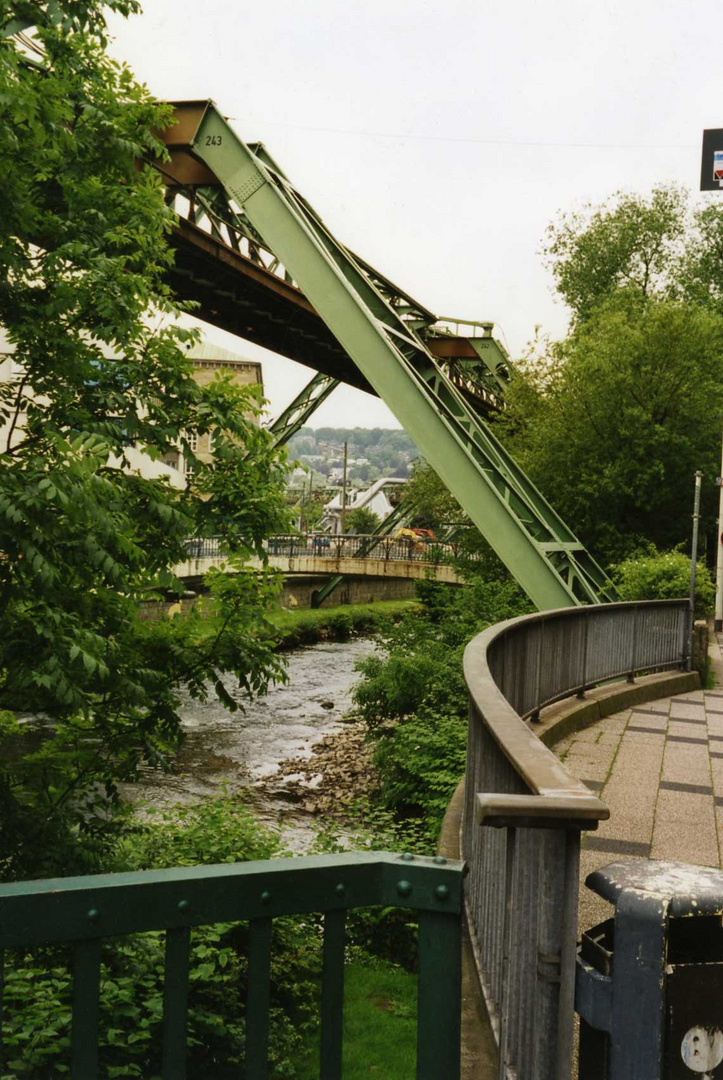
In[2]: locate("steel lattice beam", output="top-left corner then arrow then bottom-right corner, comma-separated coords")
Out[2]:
161,100 -> 612,610
266,372 -> 339,447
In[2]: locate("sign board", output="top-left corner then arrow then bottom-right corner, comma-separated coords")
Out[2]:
700,129 -> 723,190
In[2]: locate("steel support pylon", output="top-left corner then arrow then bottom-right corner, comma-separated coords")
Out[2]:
166,101 -> 612,610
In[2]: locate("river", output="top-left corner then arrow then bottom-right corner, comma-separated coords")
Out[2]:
121,637 -> 377,849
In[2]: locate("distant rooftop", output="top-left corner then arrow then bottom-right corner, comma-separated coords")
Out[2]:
186,341 -> 261,369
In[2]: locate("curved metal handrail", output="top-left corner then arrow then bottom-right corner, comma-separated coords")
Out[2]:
461,598 -> 689,1080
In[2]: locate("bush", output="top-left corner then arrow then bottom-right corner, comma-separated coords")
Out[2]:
352,574 -> 530,834
611,547 -> 715,618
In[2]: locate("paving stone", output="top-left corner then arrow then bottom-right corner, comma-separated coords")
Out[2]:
596,731 -> 625,747
566,727 -> 606,745
651,818 -> 719,867
670,701 -> 707,721
600,717 -> 630,735
612,741 -> 665,772
603,775 -> 659,817
563,743 -> 618,766
709,759 -> 723,797
661,744 -> 712,787
654,788 -> 715,826
566,761 -> 611,783
560,689 -> 723,952
622,727 -> 667,741
594,811 -> 654,844
668,720 -> 709,738
628,713 -> 667,730
578,847 -> 616,932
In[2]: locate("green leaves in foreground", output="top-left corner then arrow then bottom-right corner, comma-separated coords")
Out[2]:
0,5 -> 291,880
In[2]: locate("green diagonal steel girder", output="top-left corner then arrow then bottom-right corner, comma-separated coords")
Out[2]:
266,371 -> 339,447
166,101 -> 612,610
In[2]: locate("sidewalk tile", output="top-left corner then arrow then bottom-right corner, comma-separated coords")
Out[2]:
670,701 -> 707,720
654,788 -> 714,826
661,745 -> 712,787
651,819 -> 719,867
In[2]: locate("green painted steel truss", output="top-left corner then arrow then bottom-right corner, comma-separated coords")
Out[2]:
266,371 -> 339,447
162,102 -> 612,609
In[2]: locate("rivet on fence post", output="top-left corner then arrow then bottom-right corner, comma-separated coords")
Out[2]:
396,880 -> 412,898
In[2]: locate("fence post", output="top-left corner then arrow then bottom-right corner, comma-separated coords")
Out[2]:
627,606 -> 638,683
531,620 -> 544,721
497,826 -> 517,1080
577,611 -> 589,699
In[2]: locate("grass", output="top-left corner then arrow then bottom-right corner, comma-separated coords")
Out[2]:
296,959 -> 418,1079
268,600 -> 419,646
167,597 -> 419,650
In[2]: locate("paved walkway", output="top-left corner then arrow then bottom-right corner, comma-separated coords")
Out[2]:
556,633 -> 723,928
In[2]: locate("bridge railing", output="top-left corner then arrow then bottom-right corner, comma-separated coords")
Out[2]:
462,599 -> 688,1080
183,533 -> 476,567
0,852 -> 464,1080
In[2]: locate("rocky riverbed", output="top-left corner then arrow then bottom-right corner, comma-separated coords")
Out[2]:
122,637 -> 380,849
257,719 -> 378,818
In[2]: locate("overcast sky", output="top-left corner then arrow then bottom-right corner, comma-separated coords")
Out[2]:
107,0 -> 722,427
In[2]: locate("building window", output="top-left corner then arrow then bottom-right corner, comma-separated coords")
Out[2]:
184,430 -> 198,451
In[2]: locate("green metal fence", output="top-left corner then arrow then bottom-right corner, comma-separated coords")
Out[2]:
0,852 -> 464,1079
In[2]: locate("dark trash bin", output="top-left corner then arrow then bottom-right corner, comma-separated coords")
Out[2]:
576,860 -> 723,1080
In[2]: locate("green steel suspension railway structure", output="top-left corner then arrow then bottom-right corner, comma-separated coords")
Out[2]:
158,101 -> 612,611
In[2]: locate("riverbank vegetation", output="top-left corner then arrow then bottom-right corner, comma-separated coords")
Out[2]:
0,1 -> 294,885
353,577 -> 532,838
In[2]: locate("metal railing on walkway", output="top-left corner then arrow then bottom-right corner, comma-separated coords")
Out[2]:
462,599 -> 688,1080
0,852 -> 463,1080
184,533 -> 473,566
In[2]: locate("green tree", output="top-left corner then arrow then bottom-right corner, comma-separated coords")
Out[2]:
543,185 -> 688,323
611,547 -> 715,619
0,3 -> 290,879
346,506 -> 381,533
498,293 -> 723,562
499,184 -> 723,563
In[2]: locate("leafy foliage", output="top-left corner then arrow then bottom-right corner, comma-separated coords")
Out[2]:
543,185 -> 688,323
498,292 -> 723,563
0,4 -> 291,880
345,506 -> 381,534
611,547 -> 715,618
353,577 -> 530,833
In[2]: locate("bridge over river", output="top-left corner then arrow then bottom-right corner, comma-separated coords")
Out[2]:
175,533 -> 469,599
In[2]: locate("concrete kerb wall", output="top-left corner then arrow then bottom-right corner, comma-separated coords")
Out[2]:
438,667 -> 701,1080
